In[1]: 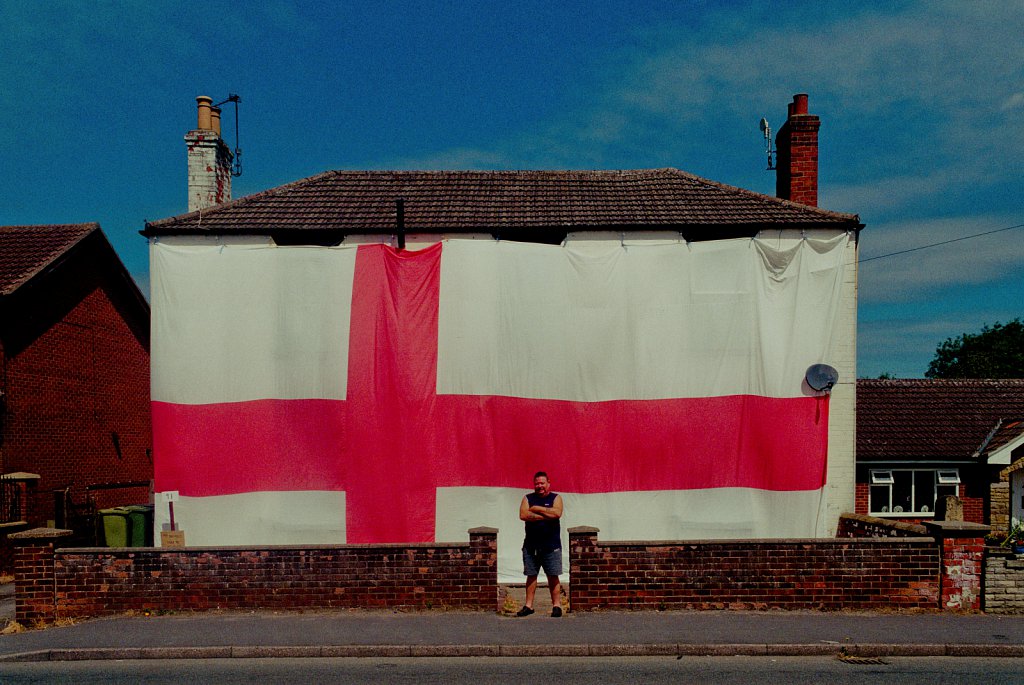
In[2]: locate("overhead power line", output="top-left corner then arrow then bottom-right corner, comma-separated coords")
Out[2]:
858,222 -> 1024,264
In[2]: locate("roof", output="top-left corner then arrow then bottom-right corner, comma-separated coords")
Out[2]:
143,168 -> 861,237
857,379 -> 1024,462
0,223 -> 98,295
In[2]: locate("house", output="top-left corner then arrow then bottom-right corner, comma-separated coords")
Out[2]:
856,378 -> 1024,531
143,94 -> 862,578
0,223 -> 151,532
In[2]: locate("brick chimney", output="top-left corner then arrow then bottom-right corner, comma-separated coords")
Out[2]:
775,93 -> 820,207
185,95 -> 233,212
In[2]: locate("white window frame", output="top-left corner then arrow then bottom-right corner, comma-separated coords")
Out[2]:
869,468 -> 960,516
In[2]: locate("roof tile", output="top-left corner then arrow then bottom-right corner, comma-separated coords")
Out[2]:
144,168 -> 860,235
857,379 -> 1024,461
0,224 -> 98,295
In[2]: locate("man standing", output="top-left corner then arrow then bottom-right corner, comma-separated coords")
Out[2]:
517,471 -> 564,617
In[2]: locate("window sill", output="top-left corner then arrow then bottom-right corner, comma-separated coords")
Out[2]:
869,512 -> 934,518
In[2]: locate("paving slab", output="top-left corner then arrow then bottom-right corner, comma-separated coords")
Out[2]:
0,608 -> 1021,662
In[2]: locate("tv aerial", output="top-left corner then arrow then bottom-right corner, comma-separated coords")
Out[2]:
759,117 -> 775,171
805,364 -> 839,394
213,94 -> 243,177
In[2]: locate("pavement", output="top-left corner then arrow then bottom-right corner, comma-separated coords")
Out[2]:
0,584 -> 1023,662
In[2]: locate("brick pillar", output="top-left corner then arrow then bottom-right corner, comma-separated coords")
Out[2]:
924,521 -> 990,611
9,527 -> 72,624
991,481 -> 1010,535
568,526 -> 599,612
468,526 -> 499,612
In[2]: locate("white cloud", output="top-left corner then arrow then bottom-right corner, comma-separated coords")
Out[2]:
1002,93 -> 1024,111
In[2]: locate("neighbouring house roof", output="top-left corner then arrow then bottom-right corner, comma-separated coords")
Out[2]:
857,379 -> 1024,462
0,223 -> 149,350
0,223 -> 97,296
142,168 -> 861,238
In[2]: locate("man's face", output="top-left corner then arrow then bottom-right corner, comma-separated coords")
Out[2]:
534,476 -> 550,496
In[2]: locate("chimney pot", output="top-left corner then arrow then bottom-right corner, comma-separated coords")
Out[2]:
792,93 -> 809,116
196,95 -> 213,131
211,106 -> 222,137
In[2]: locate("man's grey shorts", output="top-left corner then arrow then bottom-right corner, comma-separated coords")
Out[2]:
523,547 -> 562,577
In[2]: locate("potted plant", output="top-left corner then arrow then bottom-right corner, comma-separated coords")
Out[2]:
1001,518 -> 1024,554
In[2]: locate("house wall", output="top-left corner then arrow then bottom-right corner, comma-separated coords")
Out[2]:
824,230 -> 858,533
854,483 -> 985,525
1,267 -> 151,526
358,228 -> 857,539
154,229 -> 857,542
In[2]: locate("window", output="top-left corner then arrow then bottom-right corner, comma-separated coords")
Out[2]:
869,469 -> 960,515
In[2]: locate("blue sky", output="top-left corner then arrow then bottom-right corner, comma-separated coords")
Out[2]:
1,1 -> 1021,378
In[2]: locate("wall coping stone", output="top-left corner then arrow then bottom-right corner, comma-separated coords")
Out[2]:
923,521 -> 991,538
0,472 -> 40,481
568,526 -> 600,534
986,547 -> 1016,558
8,527 -> 73,542
594,537 -> 936,547
839,512 -> 928,536
56,541 -> 483,554
468,527 -> 498,535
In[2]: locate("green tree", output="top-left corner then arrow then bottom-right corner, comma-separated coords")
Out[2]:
925,318 -> 1024,378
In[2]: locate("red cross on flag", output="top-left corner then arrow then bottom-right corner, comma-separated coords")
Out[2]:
152,235 -> 849,579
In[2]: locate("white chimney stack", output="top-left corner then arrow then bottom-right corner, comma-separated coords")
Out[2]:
185,95 -> 233,212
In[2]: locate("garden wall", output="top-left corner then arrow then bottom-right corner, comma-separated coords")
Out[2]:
568,526 -> 941,611
984,548 -> 1024,614
11,527 -> 498,622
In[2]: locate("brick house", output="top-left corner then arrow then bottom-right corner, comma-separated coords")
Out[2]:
856,378 -> 1024,531
141,94 -> 862,565
0,223 -> 151,532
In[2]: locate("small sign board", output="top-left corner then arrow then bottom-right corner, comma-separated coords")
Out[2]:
160,530 -> 186,548
158,491 -> 180,503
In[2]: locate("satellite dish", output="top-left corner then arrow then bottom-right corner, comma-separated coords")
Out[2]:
806,364 -> 839,393
759,117 -> 769,133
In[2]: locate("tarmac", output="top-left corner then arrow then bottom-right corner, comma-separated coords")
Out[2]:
0,584 -> 1023,662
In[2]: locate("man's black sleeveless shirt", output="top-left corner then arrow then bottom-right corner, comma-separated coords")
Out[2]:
523,491 -> 560,553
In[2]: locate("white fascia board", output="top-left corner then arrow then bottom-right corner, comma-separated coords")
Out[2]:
987,430 -> 1024,465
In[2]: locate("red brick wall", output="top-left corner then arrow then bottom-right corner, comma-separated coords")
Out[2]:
775,113 -> 820,207
48,529 -> 498,619
855,482 -> 868,514
569,528 -> 939,611
962,493 -> 985,524
939,536 -> 984,610
2,268 -> 151,525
